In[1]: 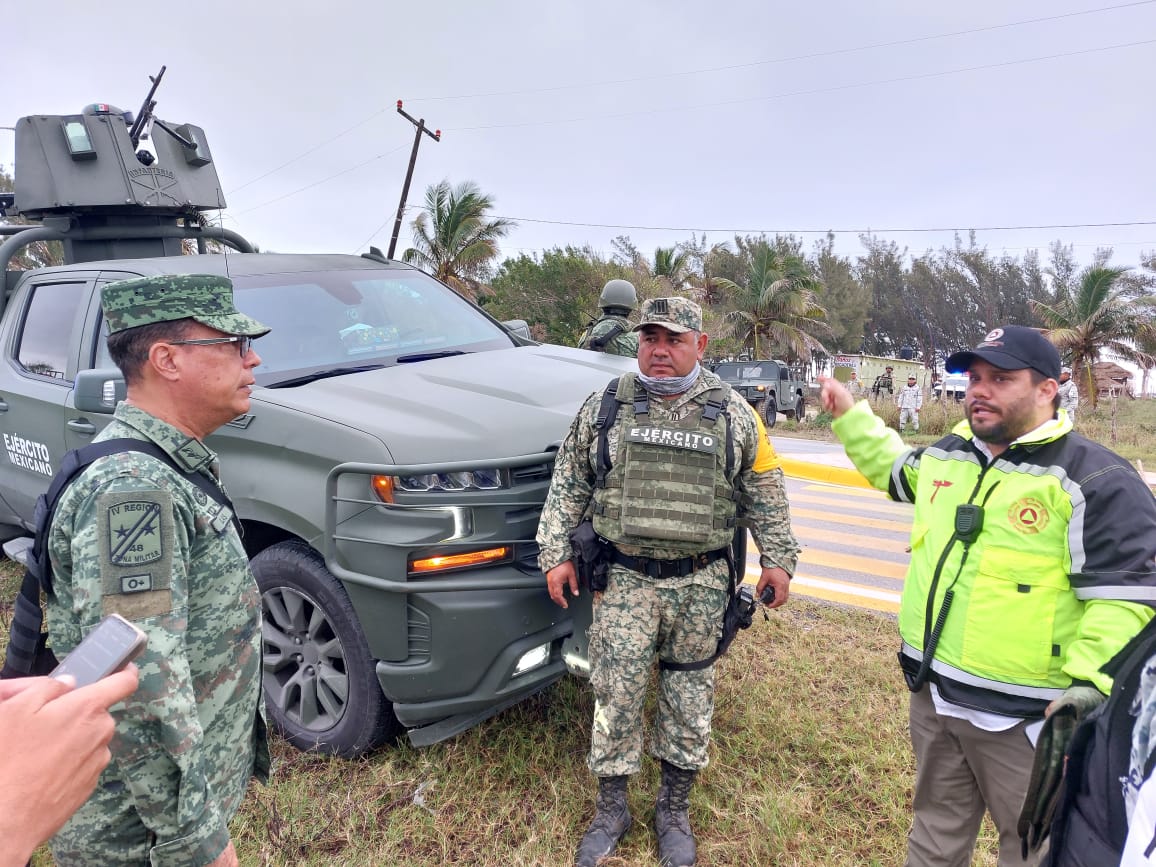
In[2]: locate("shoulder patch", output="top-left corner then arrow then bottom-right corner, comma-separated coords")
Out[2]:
97,489 -> 175,619
106,500 -> 164,565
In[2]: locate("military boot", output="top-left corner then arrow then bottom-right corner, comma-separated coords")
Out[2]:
575,775 -> 632,867
654,759 -> 697,867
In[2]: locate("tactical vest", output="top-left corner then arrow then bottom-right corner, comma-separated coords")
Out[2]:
592,373 -> 737,554
578,314 -> 630,352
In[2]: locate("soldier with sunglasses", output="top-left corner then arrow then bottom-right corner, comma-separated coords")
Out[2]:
45,274 -> 270,867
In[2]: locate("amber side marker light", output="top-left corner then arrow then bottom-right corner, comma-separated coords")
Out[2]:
371,475 -> 395,503
409,547 -> 512,575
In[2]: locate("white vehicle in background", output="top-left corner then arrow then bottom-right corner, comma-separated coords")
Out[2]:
938,373 -> 968,401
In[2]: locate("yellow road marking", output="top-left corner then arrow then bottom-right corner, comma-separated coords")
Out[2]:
793,523 -> 911,555
744,566 -> 900,614
801,483 -> 888,499
798,548 -> 908,581
791,491 -> 914,517
791,506 -> 912,535
780,457 -> 872,489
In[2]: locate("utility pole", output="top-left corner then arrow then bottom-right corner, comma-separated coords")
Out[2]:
387,100 -> 440,260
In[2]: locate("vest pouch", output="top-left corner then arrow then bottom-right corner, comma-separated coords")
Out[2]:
619,429 -> 716,543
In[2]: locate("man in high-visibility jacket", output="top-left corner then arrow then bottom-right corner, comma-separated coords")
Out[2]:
820,325 -> 1156,867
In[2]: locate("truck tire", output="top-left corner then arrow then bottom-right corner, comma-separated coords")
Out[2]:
786,396 -> 805,421
252,540 -> 402,757
763,395 -> 778,428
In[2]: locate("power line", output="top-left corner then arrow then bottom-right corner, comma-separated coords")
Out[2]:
408,0 -> 1156,103
226,108 -> 391,195
448,38 -> 1156,132
214,3 -> 1154,194
233,144 -> 408,215
480,213 -> 1156,235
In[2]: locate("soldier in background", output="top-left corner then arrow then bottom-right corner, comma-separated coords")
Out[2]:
897,374 -> 923,433
46,275 -> 270,867
1058,367 -> 1079,422
872,365 -> 895,399
578,279 -> 639,357
539,297 -> 799,867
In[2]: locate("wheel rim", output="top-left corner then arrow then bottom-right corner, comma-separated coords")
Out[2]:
261,587 -> 350,732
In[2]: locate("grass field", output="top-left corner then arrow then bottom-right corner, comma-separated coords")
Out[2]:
2,558 -> 1001,867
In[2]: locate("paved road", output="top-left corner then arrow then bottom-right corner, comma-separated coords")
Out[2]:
746,436 -> 912,615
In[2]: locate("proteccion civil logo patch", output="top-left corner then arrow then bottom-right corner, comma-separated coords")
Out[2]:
1009,497 -> 1050,534
107,501 -> 163,565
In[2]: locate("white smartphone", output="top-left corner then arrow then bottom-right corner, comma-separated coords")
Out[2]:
51,613 -> 148,688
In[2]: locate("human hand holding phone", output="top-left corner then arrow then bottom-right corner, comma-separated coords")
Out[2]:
51,613 -> 147,688
0,665 -> 139,863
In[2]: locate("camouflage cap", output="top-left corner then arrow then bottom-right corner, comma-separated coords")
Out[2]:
102,274 -> 270,337
631,297 -> 702,334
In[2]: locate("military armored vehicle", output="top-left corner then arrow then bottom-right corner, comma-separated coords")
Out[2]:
0,73 -> 621,756
713,360 -> 807,428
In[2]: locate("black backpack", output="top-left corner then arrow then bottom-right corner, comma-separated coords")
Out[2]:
1,438 -> 232,679
1045,616 -> 1156,866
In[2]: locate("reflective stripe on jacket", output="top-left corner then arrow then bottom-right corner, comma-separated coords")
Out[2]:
834,400 -> 1156,717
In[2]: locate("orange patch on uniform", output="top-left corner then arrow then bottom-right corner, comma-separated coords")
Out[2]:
1009,497 -> 1050,534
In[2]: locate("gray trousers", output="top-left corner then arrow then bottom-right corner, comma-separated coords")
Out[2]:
905,686 -> 1043,867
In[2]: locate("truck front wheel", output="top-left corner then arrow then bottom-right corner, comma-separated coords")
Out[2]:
763,395 -> 778,428
252,540 -> 402,757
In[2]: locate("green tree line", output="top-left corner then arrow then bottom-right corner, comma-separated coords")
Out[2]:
401,180 -> 1156,406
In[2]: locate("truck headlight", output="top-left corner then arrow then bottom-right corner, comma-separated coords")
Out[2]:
371,468 -> 508,503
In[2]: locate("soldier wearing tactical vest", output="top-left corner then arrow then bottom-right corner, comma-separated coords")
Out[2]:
577,279 -> 640,357
538,297 -> 799,867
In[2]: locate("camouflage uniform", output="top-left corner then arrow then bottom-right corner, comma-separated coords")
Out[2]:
47,273 -> 270,866
578,313 -> 639,358
537,365 -> 798,776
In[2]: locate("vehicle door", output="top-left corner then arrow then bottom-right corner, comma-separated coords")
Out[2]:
64,270 -> 143,454
0,272 -> 98,527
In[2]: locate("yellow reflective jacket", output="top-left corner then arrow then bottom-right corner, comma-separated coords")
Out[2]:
834,402 -> 1156,717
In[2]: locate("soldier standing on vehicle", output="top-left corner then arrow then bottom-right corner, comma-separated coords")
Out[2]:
46,275 -> 271,867
539,297 -> 799,867
577,279 -> 640,357
1058,367 -> 1079,422
819,325 -> 1156,867
897,374 -> 923,433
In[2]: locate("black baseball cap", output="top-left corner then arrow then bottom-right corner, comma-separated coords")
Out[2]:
945,325 -> 1061,380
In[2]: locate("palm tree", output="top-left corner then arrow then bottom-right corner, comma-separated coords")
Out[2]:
715,243 -> 829,362
652,245 -> 692,292
403,180 -> 514,301
1032,265 -> 1156,408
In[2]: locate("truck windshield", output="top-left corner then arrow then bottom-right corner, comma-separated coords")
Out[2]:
231,269 -> 513,386
715,363 -> 766,379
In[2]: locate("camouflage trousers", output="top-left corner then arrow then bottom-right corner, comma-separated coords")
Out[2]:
587,563 -> 728,777
50,766 -> 239,866
50,778 -> 157,866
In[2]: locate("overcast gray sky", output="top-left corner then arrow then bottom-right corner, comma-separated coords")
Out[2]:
2,0 -> 1153,270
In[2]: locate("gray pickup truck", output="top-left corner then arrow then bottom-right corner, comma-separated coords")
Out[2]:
713,360 -> 807,428
0,98 -> 616,756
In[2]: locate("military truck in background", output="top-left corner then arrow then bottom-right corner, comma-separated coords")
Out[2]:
0,76 -> 623,756
713,359 -> 807,428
